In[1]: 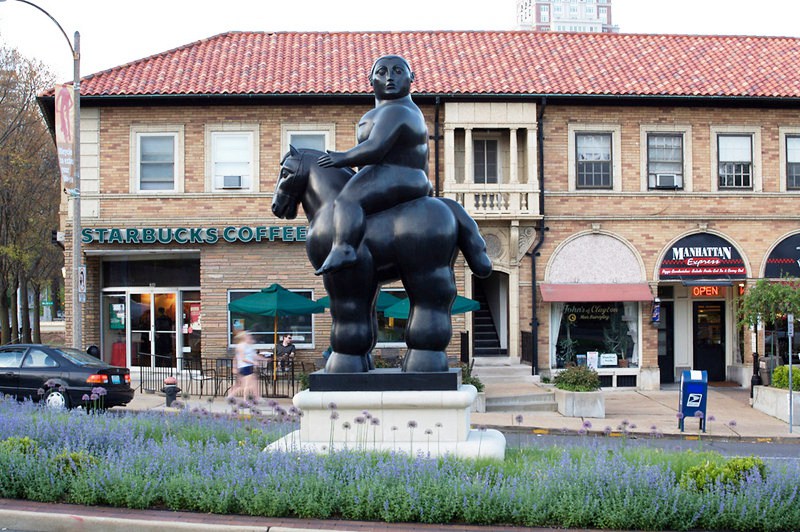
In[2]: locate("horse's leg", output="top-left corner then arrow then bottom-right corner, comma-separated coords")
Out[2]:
324,258 -> 378,373
401,266 -> 455,372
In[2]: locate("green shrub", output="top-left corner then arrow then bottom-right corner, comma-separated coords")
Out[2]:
553,365 -> 601,392
51,450 -> 99,476
297,372 -> 310,390
771,365 -> 800,390
680,456 -> 765,491
0,436 -> 39,456
461,362 -> 484,392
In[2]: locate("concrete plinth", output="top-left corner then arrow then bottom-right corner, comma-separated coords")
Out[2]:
555,388 -> 605,418
267,384 -> 506,459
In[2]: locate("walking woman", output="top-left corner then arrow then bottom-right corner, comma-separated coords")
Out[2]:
227,330 -> 260,402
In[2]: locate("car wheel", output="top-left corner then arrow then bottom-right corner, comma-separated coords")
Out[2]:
44,388 -> 70,410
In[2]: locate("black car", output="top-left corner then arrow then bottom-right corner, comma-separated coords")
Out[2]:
0,344 -> 134,409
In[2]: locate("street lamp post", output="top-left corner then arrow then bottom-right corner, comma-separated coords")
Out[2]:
2,0 -> 81,348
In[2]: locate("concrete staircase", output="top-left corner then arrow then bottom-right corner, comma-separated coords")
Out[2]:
471,357 -> 557,412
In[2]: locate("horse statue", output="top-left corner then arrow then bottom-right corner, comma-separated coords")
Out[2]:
271,147 -> 492,373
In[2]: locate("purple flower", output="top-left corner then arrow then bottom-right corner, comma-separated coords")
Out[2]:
694,410 -> 704,419
407,420 -> 418,429
629,423 -> 637,430
355,416 -> 366,425
90,393 -> 99,401
707,415 -> 716,422
342,422 -> 351,430
424,428 -> 433,435
728,419 -> 738,427
81,394 -> 90,401
676,412 -> 684,420
226,396 -> 237,405
362,410 -> 372,419
370,418 -> 380,426
37,388 -> 45,396
330,411 -> 340,420
327,401 -> 337,410
515,414 -> 524,425
582,420 -> 592,430
604,426 -> 612,436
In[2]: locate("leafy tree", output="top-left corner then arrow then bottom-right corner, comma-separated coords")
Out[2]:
0,43 -> 62,344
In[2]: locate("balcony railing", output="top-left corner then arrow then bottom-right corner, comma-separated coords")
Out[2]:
444,184 -> 540,219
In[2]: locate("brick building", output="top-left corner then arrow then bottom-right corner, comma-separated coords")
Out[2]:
39,31 -> 800,390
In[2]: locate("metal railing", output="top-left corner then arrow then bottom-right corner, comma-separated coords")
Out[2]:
135,355 -> 296,399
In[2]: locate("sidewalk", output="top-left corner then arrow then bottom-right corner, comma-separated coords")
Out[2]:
124,379 -> 800,443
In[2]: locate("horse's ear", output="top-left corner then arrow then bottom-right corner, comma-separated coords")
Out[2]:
289,145 -> 299,157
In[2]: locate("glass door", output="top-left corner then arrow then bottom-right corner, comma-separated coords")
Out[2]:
130,291 -> 178,368
102,293 -> 127,366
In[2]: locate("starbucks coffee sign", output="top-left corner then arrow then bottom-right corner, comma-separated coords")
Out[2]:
81,225 -> 307,245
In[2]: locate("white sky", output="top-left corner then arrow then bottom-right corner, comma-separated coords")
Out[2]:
1,0 -> 800,83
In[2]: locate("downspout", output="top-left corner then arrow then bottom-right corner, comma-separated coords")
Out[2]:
432,96 -> 441,197
530,96 -> 548,375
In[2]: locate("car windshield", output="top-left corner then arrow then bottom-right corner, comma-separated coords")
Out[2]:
54,347 -> 105,366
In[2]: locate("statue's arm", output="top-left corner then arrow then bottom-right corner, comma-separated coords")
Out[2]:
318,106 -> 409,168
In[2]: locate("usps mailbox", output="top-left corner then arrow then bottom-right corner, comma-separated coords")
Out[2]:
679,370 -> 708,432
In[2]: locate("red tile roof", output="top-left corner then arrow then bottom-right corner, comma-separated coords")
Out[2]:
74,31 -> 800,99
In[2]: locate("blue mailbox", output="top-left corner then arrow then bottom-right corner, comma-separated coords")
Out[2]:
679,370 -> 708,432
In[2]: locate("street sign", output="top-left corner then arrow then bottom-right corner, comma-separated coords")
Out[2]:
788,313 -> 794,337
42,301 -> 53,306
78,266 -> 86,294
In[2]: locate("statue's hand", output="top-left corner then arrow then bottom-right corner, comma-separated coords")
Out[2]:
318,151 -> 343,168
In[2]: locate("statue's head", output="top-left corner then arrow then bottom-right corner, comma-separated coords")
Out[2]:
369,55 -> 414,99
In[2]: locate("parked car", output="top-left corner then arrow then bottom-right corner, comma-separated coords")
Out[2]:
0,344 -> 134,409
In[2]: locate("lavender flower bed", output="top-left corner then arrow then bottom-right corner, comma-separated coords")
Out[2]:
0,397 -> 798,531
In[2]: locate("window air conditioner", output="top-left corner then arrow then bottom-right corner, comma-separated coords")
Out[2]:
655,173 -> 682,189
221,175 -> 243,189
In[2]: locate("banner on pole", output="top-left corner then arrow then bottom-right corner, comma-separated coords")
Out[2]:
54,84 -> 76,194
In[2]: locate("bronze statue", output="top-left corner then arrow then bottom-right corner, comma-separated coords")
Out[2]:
271,56 -> 491,373
316,55 -> 433,275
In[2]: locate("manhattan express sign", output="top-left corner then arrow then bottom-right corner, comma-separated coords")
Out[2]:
82,226 -> 307,245
659,233 -> 746,281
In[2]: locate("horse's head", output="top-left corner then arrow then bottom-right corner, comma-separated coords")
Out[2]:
272,145 -> 311,220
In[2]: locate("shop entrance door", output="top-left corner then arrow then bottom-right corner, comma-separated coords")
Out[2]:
130,291 -> 178,369
658,302 -> 675,384
693,301 -> 726,382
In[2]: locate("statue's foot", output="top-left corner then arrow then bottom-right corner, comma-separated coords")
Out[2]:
401,349 -> 449,373
315,244 -> 357,276
324,352 -> 370,373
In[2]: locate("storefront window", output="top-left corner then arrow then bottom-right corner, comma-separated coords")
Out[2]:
228,289 -> 314,348
377,289 -> 408,345
551,302 -> 639,369
764,315 -> 800,365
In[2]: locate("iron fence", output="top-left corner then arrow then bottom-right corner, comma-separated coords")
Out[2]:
136,355 -> 296,399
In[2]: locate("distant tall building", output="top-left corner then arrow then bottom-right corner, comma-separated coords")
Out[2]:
517,0 -> 618,33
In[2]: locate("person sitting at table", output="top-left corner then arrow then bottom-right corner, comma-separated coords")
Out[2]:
227,330 -> 259,402
275,334 -> 296,372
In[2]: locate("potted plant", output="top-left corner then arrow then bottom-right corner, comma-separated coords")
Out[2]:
553,365 -> 605,418
461,362 -> 486,412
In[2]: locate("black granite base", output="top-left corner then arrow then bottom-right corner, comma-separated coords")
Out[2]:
308,368 -> 462,392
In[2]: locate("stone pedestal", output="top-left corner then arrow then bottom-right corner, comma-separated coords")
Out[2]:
267,384 -> 505,459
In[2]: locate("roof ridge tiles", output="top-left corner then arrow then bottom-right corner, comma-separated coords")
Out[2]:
45,30 -> 800,100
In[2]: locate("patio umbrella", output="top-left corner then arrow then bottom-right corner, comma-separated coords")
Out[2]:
228,283 -> 325,378
382,295 -> 480,319
316,291 -> 402,312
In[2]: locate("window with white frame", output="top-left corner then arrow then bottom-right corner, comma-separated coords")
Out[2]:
281,124 -> 334,156
576,132 -> 612,189
473,138 -> 499,184
717,134 -> 752,189
137,133 -> 176,191
786,135 -> 800,190
647,133 -> 684,189
228,289 -> 315,348
211,131 -> 253,191
376,288 -> 408,346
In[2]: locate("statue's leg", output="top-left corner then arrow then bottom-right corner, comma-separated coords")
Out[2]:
324,259 -> 377,373
401,266 -> 456,373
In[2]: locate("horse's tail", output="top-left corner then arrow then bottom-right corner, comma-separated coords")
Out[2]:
439,198 -> 493,279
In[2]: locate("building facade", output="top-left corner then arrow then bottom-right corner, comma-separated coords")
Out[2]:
39,31 -> 800,390
517,0 -> 618,33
